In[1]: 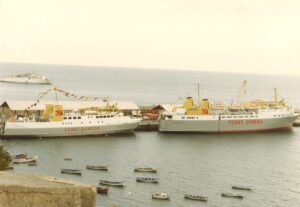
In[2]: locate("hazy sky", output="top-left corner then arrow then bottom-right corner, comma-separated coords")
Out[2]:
0,0 -> 300,75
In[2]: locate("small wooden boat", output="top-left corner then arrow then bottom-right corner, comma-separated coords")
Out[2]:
96,187 -> 108,194
232,186 -> 252,191
136,177 -> 159,183
61,169 -> 82,175
28,162 -> 37,166
134,167 -> 157,173
86,165 -> 108,171
152,193 -> 170,200
221,193 -> 243,199
184,194 -> 208,201
99,180 -> 125,187
12,155 -> 38,164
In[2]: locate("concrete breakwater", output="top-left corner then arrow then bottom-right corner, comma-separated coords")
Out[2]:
0,172 -> 96,207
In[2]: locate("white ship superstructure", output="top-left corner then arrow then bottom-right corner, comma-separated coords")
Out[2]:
0,72 -> 51,84
159,97 -> 298,133
3,105 -> 141,138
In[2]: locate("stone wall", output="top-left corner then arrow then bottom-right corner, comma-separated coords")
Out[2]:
0,172 -> 96,207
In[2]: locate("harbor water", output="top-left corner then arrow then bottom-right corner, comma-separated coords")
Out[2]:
0,63 -> 300,206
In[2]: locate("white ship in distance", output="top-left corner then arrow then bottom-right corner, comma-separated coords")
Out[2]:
0,72 -> 51,84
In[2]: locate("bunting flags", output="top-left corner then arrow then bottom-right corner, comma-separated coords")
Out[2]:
25,86 -> 107,110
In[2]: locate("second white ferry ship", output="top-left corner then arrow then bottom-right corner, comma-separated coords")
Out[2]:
159,97 -> 298,133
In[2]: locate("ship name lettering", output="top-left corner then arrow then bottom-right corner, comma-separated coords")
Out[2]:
80,127 -> 101,131
228,120 -> 243,125
245,120 -> 262,125
64,128 -> 79,132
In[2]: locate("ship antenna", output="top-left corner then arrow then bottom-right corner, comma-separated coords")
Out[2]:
274,88 -> 278,103
197,83 -> 200,104
236,80 -> 247,104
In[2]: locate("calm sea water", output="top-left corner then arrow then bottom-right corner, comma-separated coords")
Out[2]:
0,63 -> 300,207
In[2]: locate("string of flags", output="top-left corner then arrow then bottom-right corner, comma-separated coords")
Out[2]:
25,86 -> 108,110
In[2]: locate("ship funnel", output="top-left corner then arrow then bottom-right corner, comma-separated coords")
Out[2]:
184,97 -> 194,110
43,104 -> 54,120
52,105 -> 64,122
200,99 -> 209,114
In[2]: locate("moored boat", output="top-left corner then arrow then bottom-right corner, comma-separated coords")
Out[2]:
96,187 -> 108,194
152,193 -> 170,200
61,169 -> 82,175
184,194 -> 208,201
134,167 -> 157,173
232,185 -> 252,191
221,193 -> 243,199
136,177 -> 159,183
86,165 -> 108,171
12,155 -> 38,163
0,72 -> 51,84
99,180 -> 125,187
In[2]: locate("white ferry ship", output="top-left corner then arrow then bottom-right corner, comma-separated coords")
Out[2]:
159,97 -> 298,133
0,72 -> 51,84
2,104 -> 141,138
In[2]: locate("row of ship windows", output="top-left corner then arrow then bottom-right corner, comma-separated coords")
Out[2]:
273,114 -> 285,117
63,115 -> 114,120
182,115 -> 259,119
62,121 -> 103,125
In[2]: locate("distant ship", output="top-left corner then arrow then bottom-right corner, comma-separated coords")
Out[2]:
2,104 -> 141,138
159,85 -> 298,133
0,72 -> 51,84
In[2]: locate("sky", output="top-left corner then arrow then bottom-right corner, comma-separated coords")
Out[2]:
0,0 -> 300,75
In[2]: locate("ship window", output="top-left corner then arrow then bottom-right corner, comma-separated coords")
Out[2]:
73,117 -> 76,119
100,116 -> 104,118
227,116 -> 232,118
68,117 -> 72,119
63,117 -> 67,120
221,116 -> 225,118
233,116 -> 237,118
78,117 -> 81,119
238,116 -> 243,118
96,116 -> 100,118
182,117 -> 185,119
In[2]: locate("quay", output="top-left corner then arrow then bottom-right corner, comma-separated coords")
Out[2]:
0,171 -> 96,207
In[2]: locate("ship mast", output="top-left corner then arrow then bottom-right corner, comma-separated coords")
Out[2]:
197,83 -> 200,104
274,88 -> 279,106
236,80 -> 247,104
